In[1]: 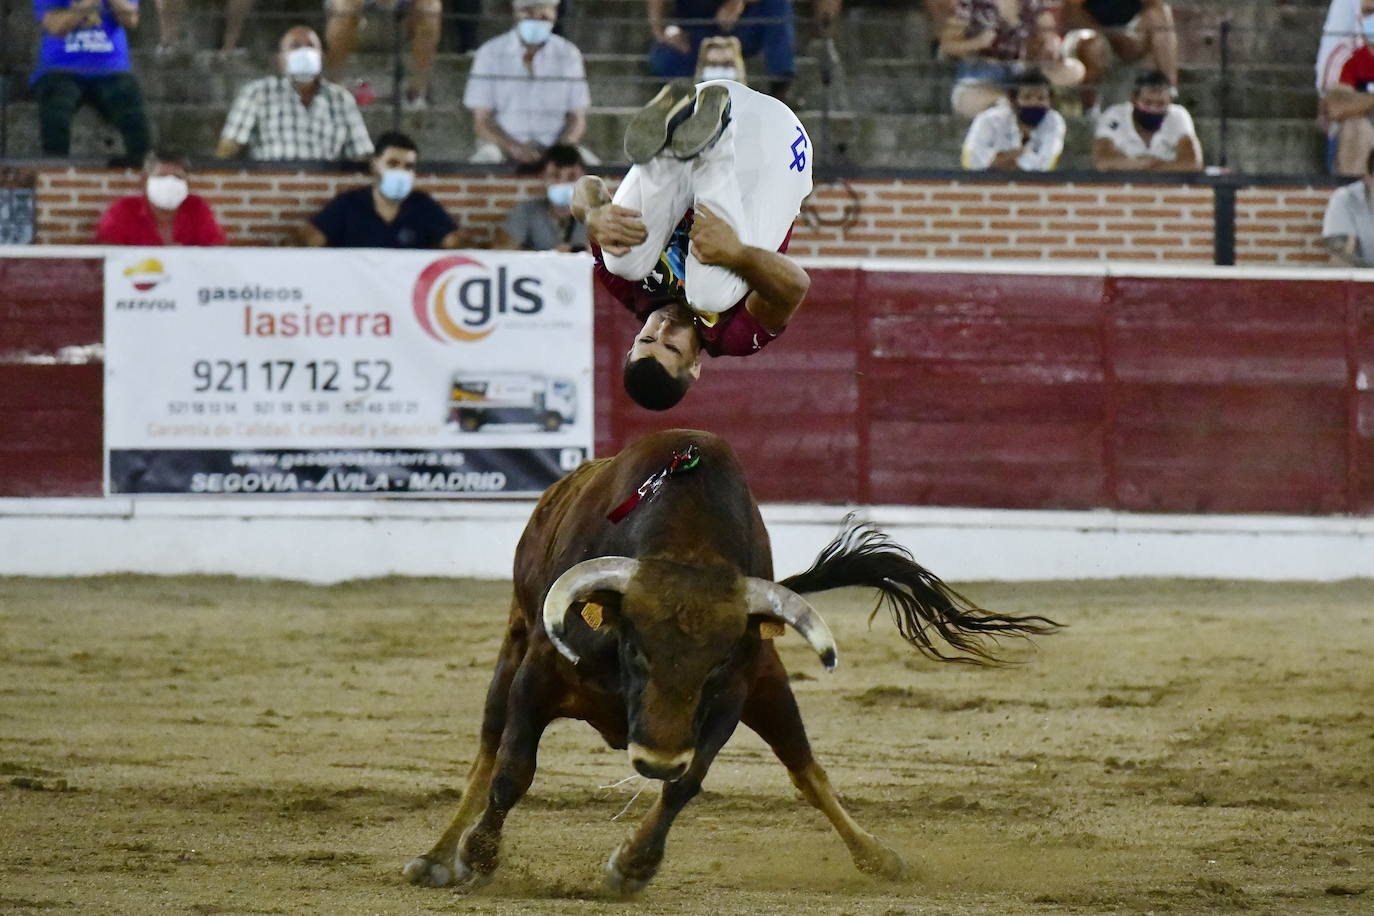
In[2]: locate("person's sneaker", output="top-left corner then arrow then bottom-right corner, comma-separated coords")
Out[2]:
624,81 -> 696,164
669,84 -> 731,160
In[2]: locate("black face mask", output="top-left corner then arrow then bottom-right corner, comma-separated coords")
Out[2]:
1017,105 -> 1049,127
1133,107 -> 1166,132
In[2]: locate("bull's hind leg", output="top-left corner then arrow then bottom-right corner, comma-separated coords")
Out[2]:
741,650 -> 909,880
403,615 -> 526,887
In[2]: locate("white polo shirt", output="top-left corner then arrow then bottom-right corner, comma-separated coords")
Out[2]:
1322,180 -> 1374,263
1095,102 -> 1198,162
463,29 -> 592,147
961,101 -> 1066,172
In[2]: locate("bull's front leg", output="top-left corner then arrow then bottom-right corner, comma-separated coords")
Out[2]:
449,649 -> 560,891
403,620 -> 525,888
604,696 -> 743,898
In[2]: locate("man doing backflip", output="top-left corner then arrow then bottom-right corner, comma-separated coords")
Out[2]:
571,79 -> 814,410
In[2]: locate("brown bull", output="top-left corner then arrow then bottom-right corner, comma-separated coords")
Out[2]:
403,428 -> 1059,896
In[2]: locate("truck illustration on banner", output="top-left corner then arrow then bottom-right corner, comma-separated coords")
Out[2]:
448,373 -> 577,432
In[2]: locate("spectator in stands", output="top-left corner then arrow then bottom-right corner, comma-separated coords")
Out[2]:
1060,0 -> 1178,90
30,0 -> 152,165
1321,0 -> 1374,176
464,0 -> 595,166
216,25 -> 374,161
647,0 -> 798,100
152,0 -> 185,54
324,0 -> 443,110
219,0 -> 257,57
695,35 -> 747,82
961,68 -> 1065,171
494,144 -> 587,250
296,130 -> 465,248
95,148 -> 228,245
1322,149 -> 1374,266
1091,69 -> 1200,171
939,0 -> 1086,118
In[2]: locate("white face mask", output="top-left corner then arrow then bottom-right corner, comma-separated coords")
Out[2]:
284,46 -> 322,82
700,66 -> 739,82
146,175 -> 189,211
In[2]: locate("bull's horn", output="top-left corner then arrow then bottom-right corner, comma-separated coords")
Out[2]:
542,557 -> 639,664
745,578 -> 838,671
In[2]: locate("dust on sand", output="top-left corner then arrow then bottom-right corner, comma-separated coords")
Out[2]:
1,576 -> 1371,914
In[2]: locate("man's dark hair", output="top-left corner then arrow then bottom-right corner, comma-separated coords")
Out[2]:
543,144 -> 583,170
373,130 -> 419,158
144,148 -> 190,173
622,355 -> 691,411
1008,68 -> 1051,96
1132,70 -> 1172,95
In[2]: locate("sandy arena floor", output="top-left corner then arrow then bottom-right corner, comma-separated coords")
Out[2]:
1,574 -> 1371,915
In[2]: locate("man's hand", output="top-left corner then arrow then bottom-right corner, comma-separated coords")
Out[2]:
715,0 -> 747,33
506,141 -> 542,164
688,203 -> 743,267
585,203 -> 647,256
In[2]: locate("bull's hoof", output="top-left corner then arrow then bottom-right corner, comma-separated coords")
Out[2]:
402,855 -> 455,887
604,845 -> 654,899
854,839 -> 910,881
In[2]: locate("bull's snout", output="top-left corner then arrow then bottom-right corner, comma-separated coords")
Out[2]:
628,744 -> 692,781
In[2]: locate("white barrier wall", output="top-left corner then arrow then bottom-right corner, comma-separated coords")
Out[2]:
2,498 -> 1371,583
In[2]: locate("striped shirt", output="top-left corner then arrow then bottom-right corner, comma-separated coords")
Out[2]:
463,29 -> 591,147
220,76 -> 373,161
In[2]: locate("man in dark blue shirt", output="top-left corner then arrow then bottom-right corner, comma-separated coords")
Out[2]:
298,130 -> 465,248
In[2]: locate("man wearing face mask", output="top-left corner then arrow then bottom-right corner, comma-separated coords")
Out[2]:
1322,0 -> 1374,176
95,149 -> 228,245
463,0 -> 595,166
494,144 -> 587,251
961,69 -> 1065,172
297,130 -> 464,249
1091,69 -> 1201,172
216,25 -> 374,162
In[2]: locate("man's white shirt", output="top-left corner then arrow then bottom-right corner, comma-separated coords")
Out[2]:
1095,102 -> 1198,162
961,102 -> 1065,171
463,29 -> 591,147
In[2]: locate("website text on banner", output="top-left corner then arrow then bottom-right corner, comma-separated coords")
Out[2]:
103,249 -> 594,497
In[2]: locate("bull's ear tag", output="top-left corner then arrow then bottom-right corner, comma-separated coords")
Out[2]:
759,620 -> 785,640
581,602 -> 605,629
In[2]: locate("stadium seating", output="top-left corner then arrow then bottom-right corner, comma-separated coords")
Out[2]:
0,0 -> 1338,172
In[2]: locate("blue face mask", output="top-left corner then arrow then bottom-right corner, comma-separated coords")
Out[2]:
517,18 -> 554,45
546,181 -> 574,208
378,168 -> 413,201
1363,13 -> 1374,43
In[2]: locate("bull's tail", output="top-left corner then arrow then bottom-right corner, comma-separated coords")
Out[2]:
778,517 -> 1061,665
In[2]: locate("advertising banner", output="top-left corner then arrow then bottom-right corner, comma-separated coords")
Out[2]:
104,249 -> 593,496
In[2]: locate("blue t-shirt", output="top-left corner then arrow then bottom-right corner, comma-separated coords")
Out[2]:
32,0 -> 134,82
312,185 -> 458,249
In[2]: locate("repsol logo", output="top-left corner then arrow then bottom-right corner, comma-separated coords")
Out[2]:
412,256 -> 543,343
115,298 -> 176,311
197,284 -> 305,306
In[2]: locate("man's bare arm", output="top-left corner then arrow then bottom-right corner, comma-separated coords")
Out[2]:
1324,234 -> 1368,267
689,204 -> 808,333
107,0 -> 139,29
573,175 -> 646,255
1324,86 -> 1374,122
42,0 -> 100,36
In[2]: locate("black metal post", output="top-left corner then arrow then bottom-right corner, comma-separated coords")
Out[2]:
1213,181 -> 1235,266
391,0 -> 406,131
1217,19 -> 1230,171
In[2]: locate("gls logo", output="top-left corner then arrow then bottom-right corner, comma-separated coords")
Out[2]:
412,255 -> 543,343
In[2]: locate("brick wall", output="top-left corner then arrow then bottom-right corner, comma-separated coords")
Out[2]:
30,166 -> 1333,265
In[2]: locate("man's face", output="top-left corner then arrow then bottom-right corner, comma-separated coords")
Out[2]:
149,161 -> 188,182
1363,0 -> 1374,17
372,145 -> 418,182
516,3 -> 557,23
279,27 -> 321,57
542,161 -> 583,189
1014,86 -> 1051,111
629,306 -> 702,380
1133,87 -> 1171,114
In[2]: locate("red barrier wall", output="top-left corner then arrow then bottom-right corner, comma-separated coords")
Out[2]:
4,257 -> 1372,513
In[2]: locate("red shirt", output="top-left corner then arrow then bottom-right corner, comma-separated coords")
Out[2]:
591,212 -> 791,358
95,194 -> 228,246
1339,44 -> 1374,93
